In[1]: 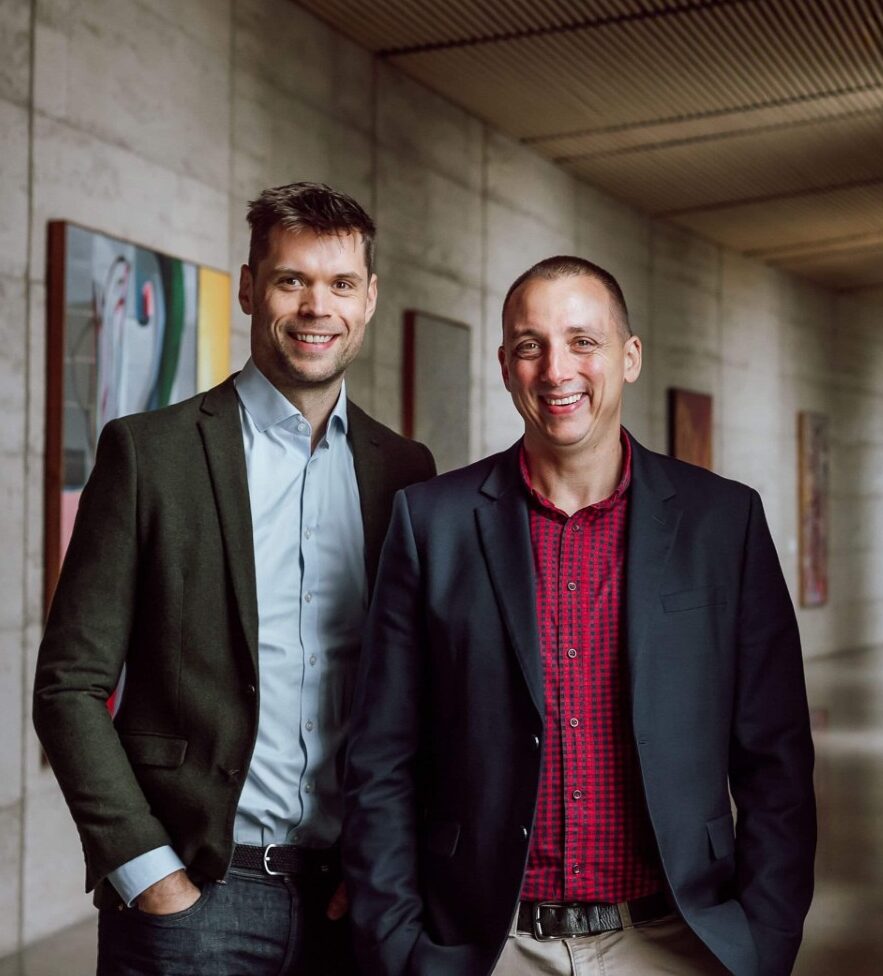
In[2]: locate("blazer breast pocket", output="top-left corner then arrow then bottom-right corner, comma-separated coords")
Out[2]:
119,731 -> 188,769
660,585 -> 727,613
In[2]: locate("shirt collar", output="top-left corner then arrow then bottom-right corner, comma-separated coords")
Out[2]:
519,427 -> 633,517
234,358 -> 349,436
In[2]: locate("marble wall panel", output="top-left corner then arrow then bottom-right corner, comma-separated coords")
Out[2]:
35,0 -> 232,189
22,781 -> 92,943
234,0 -> 372,126
31,115 -> 230,277
0,100 -> 29,280
484,200 -> 576,299
0,800 -> 22,957
485,129 -> 578,234
377,65 -> 483,192
376,149 -> 483,289
0,0 -> 31,106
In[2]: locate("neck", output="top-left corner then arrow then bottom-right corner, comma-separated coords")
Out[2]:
524,428 -> 624,516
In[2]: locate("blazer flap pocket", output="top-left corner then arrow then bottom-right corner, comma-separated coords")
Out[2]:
424,819 -> 461,858
119,732 -> 188,769
706,812 -> 735,860
661,585 -> 727,613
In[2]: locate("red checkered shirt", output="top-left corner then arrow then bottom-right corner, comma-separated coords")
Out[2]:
520,431 -> 664,902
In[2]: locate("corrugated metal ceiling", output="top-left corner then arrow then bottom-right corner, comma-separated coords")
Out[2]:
293,0 -> 883,290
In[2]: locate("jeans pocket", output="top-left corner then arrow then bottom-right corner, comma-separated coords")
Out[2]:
132,881 -> 217,926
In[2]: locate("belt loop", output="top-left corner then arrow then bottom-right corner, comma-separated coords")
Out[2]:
618,900 -> 634,929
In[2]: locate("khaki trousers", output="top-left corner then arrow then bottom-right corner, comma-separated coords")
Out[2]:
492,908 -> 732,976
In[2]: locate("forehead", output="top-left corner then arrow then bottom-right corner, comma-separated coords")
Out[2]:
504,275 -> 612,336
263,224 -> 367,273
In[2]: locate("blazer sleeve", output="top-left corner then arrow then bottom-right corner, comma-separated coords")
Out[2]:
730,489 -> 816,976
343,489 -> 430,976
33,419 -> 175,890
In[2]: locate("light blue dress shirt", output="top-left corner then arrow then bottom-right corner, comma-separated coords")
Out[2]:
109,359 -> 367,904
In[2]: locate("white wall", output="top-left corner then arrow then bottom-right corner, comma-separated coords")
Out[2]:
1,0 -> 881,955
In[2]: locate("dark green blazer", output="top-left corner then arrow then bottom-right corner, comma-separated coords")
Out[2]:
33,375 -> 435,909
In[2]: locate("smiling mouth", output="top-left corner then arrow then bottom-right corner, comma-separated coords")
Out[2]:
292,332 -> 337,344
541,392 -> 586,407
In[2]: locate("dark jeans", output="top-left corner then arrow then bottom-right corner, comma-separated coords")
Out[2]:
97,865 -> 355,976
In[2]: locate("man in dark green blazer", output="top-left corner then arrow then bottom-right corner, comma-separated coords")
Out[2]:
34,182 -> 435,975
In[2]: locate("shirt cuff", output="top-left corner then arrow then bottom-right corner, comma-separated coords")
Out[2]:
106,846 -> 186,907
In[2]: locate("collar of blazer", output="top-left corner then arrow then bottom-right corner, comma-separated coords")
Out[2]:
346,400 -> 405,595
475,433 -> 681,716
198,376 -> 260,673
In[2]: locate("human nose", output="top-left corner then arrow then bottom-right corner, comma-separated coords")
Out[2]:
298,284 -> 332,318
540,345 -> 572,386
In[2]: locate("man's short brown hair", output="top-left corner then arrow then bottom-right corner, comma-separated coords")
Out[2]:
246,182 -> 376,275
502,256 -> 632,339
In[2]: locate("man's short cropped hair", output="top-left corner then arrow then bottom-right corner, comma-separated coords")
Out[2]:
246,182 -> 376,276
502,255 -> 632,338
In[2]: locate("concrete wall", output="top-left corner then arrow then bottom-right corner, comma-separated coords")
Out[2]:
1,0 -> 881,955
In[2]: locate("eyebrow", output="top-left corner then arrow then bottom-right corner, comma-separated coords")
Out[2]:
273,266 -> 365,284
510,324 -> 597,339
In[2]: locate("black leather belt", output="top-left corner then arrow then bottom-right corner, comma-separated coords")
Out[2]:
230,843 -> 337,878
517,891 -> 670,940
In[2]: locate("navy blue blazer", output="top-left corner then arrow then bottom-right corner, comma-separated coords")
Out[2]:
344,433 -> 815,976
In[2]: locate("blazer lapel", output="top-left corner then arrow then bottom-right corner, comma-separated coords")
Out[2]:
347,402 -> 389,596
625,435 -> 681,687
476,445 -> 544,718
197,377 -> 259,674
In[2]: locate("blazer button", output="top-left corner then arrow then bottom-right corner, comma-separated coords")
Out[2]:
245,684 -> 256,696
532,735 -> 540,749
520,825 -> 529,841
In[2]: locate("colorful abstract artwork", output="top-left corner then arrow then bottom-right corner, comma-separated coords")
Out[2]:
668,388 -> 713,471
44,221 -> 231,611
798,411 -> 829,607
402,310 -> 471,474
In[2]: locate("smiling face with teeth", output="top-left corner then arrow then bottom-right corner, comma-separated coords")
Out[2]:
499,274 -> 642,460
239,224 -> 377,407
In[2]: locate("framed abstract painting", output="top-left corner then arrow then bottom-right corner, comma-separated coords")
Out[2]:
668,388 -> 713,471
402,310 -> 471,474
44,221 -> 232,613
797,411 -> 829,607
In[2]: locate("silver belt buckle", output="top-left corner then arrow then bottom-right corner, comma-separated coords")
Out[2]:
533,902 -> 564,941
262,843 -> 285,876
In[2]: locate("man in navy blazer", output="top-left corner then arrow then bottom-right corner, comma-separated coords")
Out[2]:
343,256 -> 816,976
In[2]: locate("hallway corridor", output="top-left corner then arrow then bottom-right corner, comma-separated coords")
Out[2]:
3,647 -> 880,975
796,646 -> 883,975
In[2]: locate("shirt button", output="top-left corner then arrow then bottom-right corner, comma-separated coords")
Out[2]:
309,655 -> 317,666
569,717 -> 579,728
572,864 -> 581,875
304,783 -> 313,794
297,422 -> 307,433
304,592 -> 312,603
291,831 -> 301,844
573,523 -> 582,531
305,720 -> 314,732
572,789 -> 582,800
304,528 -> 311,539
567,581 -> 577,591
567,648 -> 577,659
